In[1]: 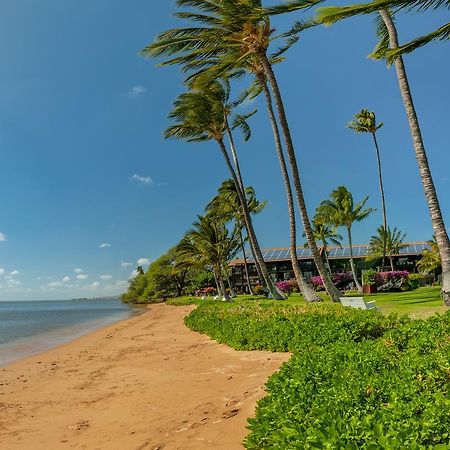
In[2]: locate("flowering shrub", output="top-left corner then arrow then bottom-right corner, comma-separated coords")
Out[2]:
374,271 -> 410,292
197,286 -> 216,296
311,273 -> 354,291
276,280 -> 294,295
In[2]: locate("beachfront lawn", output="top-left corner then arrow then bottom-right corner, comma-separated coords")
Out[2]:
167,286 -> 446,318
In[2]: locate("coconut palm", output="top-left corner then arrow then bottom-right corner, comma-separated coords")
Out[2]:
348,109 -> 388,270
317,186 -> 375,292
315,0 -> 449,62
142,0 -> 341,302
368,226 -> 406,271
417,236 -> 441,275
304,220 -> 343,274
206,179 -> 267,295
177,215 -> 240,300
316,5 -> 450,305
165,83 -> 284,299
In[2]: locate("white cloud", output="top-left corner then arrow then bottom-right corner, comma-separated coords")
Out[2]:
74,268 -> 84,274
47,281 -> 63,288
0,232 -> 7,242
121,261 -> 133,268
7,279 -> 21,287
99,243 -> 111,248
115,280 -> 128,287
130,174 -> 153,185
0,268 -> 4,276
91,281 -> 100,289
128,85 -> 146,98
137,258 -> 150,266
76,274 -> 88,280
100,275 -> 112,281
62,276 -> 70,283
9,270 -> 19,276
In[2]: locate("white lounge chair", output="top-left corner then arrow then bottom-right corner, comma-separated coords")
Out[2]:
340,297 -> 378,310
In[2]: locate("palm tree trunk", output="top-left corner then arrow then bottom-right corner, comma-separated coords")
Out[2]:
239,230 -> 253,294
379,9 -> 450,306
347,227 -> 363,293
259,53 -> 341,302
226,122 -> 267,285
372,132 -> 388,272
323,243 -> 332,274
258,73 -> 322,303
390,256 -> 394,272
216,138 -> 285,299
213,268 -> 222,296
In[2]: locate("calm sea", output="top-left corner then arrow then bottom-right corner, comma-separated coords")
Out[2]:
0,299 -> 142,366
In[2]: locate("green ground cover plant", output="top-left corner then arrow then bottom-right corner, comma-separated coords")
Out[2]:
184,299 -> 450,449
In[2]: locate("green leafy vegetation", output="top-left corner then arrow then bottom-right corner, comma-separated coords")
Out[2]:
183,297 -> 450,448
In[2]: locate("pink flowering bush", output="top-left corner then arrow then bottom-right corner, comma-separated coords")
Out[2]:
374,271 -> 411,292
276,280 -> 294,295
311,273 -> 354,291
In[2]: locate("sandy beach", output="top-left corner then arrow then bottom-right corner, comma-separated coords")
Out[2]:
0,304 -> 289,450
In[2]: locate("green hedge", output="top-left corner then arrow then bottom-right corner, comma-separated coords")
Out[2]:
185,303 -> 450,449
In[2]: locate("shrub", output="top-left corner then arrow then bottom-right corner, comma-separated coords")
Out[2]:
253,285 -> 265,296
408,273 -> 425,290
311,272 -> 354,291
362,268 -> 377,285
275,280 -> 294,295
375,271 -> 411,292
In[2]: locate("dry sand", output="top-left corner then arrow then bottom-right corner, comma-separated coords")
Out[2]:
0,304 -> 289,450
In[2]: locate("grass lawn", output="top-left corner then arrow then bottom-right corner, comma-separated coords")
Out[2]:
167,286 -> 448,318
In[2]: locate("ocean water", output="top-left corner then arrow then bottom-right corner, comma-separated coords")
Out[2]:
0,299 -> 142,366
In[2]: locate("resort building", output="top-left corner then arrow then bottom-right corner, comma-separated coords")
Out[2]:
229,242 -> 432,293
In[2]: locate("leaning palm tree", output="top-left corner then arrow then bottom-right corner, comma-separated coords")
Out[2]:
305,219 -> 343,274
368,225 -> 406,271
165,83 -> 284,299
142,0 -> 341,302
317,186 -> 375,293
206,179 -> 267,295
348,109 -> 388,270
316,3 -> 450,306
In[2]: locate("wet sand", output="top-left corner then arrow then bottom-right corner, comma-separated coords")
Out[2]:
0,304 -> 289,450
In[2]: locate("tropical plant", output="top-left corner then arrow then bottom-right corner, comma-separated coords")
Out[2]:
368,225 -> 406,271
315,0 -> 450,62
164,81 -> 284,299
206,179 -> 266,295
417,236 -> 442,275
304,219 -> 343,274
316,0 -> 450,306
142,0 -> 341,302
177,215 -> 240,300
348,109 -> 388,270
317,186 -> 375,292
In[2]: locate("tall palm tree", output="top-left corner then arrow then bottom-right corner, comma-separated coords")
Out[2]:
317,186 -> 375,292
142,0 -> 342,302
348,109 -> 388,270
206,179 -> 267,295
315,0 -> 450,62
177,215 -> 240,300
304,219 -> 343,274
165,83 -> 284,299
368,225 -> 406,271
317,4 -> 450,306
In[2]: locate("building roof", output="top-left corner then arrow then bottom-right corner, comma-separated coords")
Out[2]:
229,242 -> 431,266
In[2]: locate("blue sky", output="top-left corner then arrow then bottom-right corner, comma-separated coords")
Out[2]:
0,1 -> 449,300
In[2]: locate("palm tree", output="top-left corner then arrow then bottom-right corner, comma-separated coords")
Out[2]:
317,186 -> 375,292
317,3 -> 450,306
142,0 -> 341,302
165,83 -> 284,299
348,109 -> 388,270
206,179 -> 267,295
177,215 -> 240,300
305,219 -> 343,274
417,236 -> 441,275
315,0 -> 449,62
368,226 -> 406,271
